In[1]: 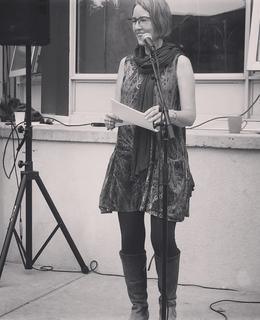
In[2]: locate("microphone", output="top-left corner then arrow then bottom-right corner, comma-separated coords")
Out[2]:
142,33 -> 155,51
91,122 -> 106,127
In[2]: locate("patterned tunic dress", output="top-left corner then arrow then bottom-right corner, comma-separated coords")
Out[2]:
99,51 -> 195,222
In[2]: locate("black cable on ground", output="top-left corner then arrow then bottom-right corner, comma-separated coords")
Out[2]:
30,259 -> 260,320
210,299 -> 260,320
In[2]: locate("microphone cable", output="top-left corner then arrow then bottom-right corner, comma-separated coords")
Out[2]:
209,299 -> 260,320
2,120 -> 23,179
2,120 -> 24,242
188,93 -> 260,130
1,118 -> 105,180
1,119 -> 106,246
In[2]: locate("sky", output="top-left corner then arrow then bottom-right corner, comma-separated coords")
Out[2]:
90,0 -> 245,15
168,0 -> 245,15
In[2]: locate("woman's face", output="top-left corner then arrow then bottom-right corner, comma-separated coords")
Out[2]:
132,4 -> 158,46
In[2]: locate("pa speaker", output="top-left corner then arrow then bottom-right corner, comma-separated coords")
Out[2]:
0,0 -> 50,45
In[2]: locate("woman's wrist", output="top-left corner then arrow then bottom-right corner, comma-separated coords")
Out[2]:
170,110 -> 177,123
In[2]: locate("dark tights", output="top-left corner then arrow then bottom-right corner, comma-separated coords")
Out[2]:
118,212 -> 179,258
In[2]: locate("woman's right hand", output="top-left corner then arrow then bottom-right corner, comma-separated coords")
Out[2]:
104,113 -> 122,130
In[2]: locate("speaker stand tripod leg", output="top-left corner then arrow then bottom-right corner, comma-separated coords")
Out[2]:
34,172 -> 89,274
1,42 -> 89,280
0,174 -> 27,278
25,172 -> 33,269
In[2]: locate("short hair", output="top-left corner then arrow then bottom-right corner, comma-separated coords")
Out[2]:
133,0 -> 172,38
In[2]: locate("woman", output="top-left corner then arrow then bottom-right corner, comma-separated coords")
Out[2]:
99,0 -> 196,319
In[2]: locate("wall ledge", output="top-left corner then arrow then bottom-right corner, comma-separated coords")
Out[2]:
1,123 -> 260,150
186,129 -> 260,149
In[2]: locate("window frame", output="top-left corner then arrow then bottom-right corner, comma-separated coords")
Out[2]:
247,0 -> 260,70
69,0 -> 260,129
71,0 -> 247,82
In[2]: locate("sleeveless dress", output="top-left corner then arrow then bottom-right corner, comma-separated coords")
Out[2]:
99,50 -> 195,222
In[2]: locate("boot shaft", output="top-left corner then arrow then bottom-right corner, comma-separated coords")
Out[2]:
120,251 -> 149,320
155,251 -> 180,320
155,251 -> 180,299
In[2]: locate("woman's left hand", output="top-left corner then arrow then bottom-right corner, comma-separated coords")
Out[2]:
144,105 -> 163,125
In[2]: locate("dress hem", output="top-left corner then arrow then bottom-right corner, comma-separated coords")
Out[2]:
99,207 -> 189,222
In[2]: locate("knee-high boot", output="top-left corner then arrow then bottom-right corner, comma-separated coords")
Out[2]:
155,250 -> 180,320
120,251 -> 149,320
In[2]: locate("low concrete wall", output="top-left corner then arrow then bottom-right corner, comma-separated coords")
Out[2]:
1,126 -> 260,292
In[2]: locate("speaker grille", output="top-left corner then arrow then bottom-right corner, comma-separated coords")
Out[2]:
0,0 -> 50,45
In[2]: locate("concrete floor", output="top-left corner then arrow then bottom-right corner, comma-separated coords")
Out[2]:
0,262 -> 260,320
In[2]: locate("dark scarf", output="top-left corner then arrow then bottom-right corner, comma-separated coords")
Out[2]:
131,42 -> 181,176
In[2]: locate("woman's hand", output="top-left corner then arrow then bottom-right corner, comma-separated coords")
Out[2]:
144,105 -> 163,126
104,113 -> 122,130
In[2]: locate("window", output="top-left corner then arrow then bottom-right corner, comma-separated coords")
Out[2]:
247,0 -> 260,70
169,5 -> 245,73
41,0 -> 69,116
76,0 -> 135,73
6,1 -> 70,117
76,0 -> 245,74
9,46 -> 41,78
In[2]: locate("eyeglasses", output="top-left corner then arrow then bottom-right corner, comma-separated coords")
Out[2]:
128,16 -> 151,26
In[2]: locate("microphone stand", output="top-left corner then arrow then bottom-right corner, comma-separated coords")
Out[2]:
148,48 -> 175,320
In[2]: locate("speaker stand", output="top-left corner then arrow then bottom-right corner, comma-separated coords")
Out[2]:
0,45 -> 89,279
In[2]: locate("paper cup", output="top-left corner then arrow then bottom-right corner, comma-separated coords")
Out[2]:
228,116 -> 242,133
15,112 -> 25,124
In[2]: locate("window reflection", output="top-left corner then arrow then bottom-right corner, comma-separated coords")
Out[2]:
76,0 -> 245,73
170,7 -> 245,73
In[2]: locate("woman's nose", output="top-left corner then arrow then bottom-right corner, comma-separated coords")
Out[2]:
134,25 -> 141,32
133,21 -> 142,30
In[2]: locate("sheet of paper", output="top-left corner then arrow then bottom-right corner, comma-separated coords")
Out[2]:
111,98 -> 159,132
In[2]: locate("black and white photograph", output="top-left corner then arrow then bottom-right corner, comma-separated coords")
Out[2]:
0,0 -> 260,319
